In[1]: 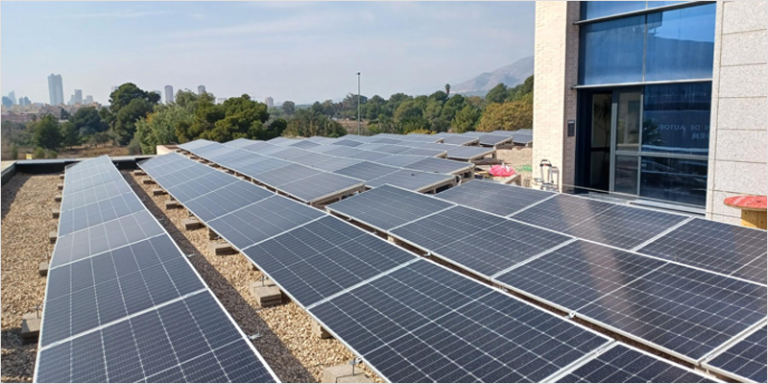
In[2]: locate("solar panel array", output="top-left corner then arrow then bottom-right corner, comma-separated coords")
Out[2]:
36,155 -> 278,383
327,183 -> 767,378
704,325 -> 767,383
138,153 -> 685,383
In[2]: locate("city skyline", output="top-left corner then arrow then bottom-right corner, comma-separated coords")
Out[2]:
1,2 -> 534,105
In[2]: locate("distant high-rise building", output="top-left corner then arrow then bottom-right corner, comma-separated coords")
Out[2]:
265,97 -> 274,109
48,74 -> 64,106
74,89 -> 83,104
8,91 -> 17,105
198,85 -> 206,95
84,95 -> 94,104
2,97 -> 12,107
19,96 -> 31,107
164,85 -> 174,104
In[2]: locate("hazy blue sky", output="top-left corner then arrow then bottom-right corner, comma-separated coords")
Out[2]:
1,1 -> 534,105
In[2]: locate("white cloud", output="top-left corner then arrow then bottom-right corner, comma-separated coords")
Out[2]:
165,12 -> 340,39
48,11 -> 170,20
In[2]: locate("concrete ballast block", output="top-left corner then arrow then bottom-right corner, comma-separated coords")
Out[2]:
54,194 -> 62,202
322,365 -> 372,384
52,209 -> 60,219
249,281 -> 283,307
59,174 -> 65,180
183,218 -> 203,230
38,262 -> 49,277
152,188 -> 166,196
133,169 -> 146,176
210,243 -> 236,256
165,200 -> 180,209
21,312 -> 41,341
48,231 -> 57,244
142,177 -> 155,185
57,183 -> 64,190
311,319 -> 333,339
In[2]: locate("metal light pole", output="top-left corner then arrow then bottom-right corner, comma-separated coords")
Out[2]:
357,72 -> 361,136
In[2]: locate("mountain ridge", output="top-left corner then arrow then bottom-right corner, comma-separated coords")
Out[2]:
451,56 -> 534,96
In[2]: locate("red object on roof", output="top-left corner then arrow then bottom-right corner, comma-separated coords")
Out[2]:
489,165 -> 516,177
724,195 -> 767,211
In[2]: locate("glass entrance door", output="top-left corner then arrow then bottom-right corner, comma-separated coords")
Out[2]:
588,92 -> 612,191
611,89 -> 642,196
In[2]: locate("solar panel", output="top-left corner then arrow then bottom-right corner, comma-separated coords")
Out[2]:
355,143 -> 388,152
333,161 -> 399,182
347,150 -> 393,161
182,181 -> 275,221
41,235 -> 205,346
166,169 -> 239,202
437,180 -> 554,216
37,291 -> 275,383
514,130 -> 533,145
243,216 -> 417,306
496,240 -> 767,362
440,135 -> 479,145
327,185 -> 455,231
58,192 -> 146,235
704,326 -> 767,383
389,206 -> 505,251
278,172 -> 364,203
290,140 -> 321,149
400,147 -> 446,157
269,147 -> 316,161
554,344 -> 716,383
324,146 -> 365,158
331,139 -> 364,147
402,133 -> 442,142
231,157 -> 290,176
290,151 -> 336,167
511,194 -> 615,232
60,180 -> 134,211
241,141 -> 279,153
310,259 -> 611,383
178,139 -> 215,151
550,204 -> 691,250
370,137 -> 402,144
266,136 -> 294,145
208,195 -> 325,250
402,157 -> 473,175
638,218 -> 768,284
445,145 -> 495,161
252,163 -> 319,187
51,210 -> 165,268
63,170 -> 125,196
375,154 -> 428,167
224,138 -> 257,148
478,133 -> 514,146
372,144 -> 411,154
366,169 -> 455,191
312,157 -> 363,172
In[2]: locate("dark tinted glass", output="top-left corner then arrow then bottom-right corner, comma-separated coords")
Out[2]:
579,16 -> 645,84
646,4 -> 716,81
640,157 -> 707,206
642,82 -> 712,155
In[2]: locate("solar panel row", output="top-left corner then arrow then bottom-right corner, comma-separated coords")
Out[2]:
139,153 -> 680,383
36,155 -> 278,383
327,184 -> 767,369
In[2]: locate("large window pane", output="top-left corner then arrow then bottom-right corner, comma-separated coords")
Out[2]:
579,16 -> 645,85
640,157 -> 707,207
647,1 -> 688,9
646,4 -> 716,81
615,155 -> 639,195
581,1 -> 646,20
642,83 -> 711,155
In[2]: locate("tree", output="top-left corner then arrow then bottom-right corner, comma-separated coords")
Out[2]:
89,131 -> 113,147
445,84 -> 451,97
451,105 -> 481,133
367,115 -> 401,134
109,83 -> 160,113
69,106 -> 107,137
113,98 -> 154,144
284,109 -> 346,138
61,121 -> 81,148
32,115 -> 63,150
282,101 -> 296,115
485,83 -> 509,104
476,100 -> 533,132
202,95 -> 270,142
507,76 -> 534,102
394,100 -> 422,122
135,104 -> 192,154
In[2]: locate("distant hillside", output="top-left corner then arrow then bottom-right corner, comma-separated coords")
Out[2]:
452,56 -> 533,96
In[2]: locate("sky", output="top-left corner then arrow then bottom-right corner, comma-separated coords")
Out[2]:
1,1 -> 534,105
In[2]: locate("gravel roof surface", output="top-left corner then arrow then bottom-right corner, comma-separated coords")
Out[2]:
126,171 -> 383,383
1,174 -> 58,383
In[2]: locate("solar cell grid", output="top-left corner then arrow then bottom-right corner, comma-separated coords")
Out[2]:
241,141 -> 279,153
370,137 -> 402,144
375,154 -> 429,167
446,145 -> 495,161
324,146 -> 365,158
312,157 -> 362,172
290,140 -> 321,149
436,180 -> 554,216
331,139 -> 363,147
390,206 -> 507,251
705,326 -> 767,383
60,180 -> 134,212
278,172 -> 364,203
208,195 -> 325,250
327,184 -> 455,231
230,156 -> 290,176
224,138 -> 256,148
400,147 -> 446,157
402,157 -> 472,175
166,169 -> 239,201
511,194 -> 615,232
478,133 -> 514,146
310,259 -> 610,383
269,147 -> 314,161
41,235 -> 204,347
51,210 -> 165,268
36,291 -> 276,383
355,143 -> 388,151
555,344 -> 716,383
347,150 -> 393,161
440,135 -> 479,145
63,170 -> 124,195
252,163 -> 319,187
366,169 -> 455,191
58,192 -> 145,235
182,180 -> 274,221
289,151 -> 336,167
639,218 -> 768,284
244,216 -> 416,307
334,161 -> 399,181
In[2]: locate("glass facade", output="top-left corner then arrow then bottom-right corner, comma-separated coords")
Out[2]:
579,3 -> 716,84
576,2 -> 715,208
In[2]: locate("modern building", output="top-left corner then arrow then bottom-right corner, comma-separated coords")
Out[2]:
84,95 -> 94,104
48,74 -> 64,106
7,91 -> 16,105
198,85 -> 206,95
265,97 -> 274,109
533,1 -> 766,224
19,96 -> 31,107
73,89 -> 83,105
165,85 -> 174,104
